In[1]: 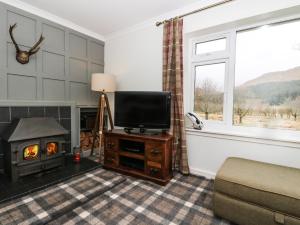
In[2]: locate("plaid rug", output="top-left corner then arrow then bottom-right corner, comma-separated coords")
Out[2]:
49,173 -> 232,225
0,169 -> 125,225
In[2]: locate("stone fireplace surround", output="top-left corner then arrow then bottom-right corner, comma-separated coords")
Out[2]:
0,106 -> 72,172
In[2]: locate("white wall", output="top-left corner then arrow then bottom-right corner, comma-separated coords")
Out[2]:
186,132 -> 300,178
105,26 -> 163,91
183,0 -> 300,34
105,0 -> 300,178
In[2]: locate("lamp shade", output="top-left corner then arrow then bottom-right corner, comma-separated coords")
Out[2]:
91,73 -> 116,92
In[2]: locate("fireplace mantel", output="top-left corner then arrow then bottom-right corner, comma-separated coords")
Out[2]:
0,100 -> 76,107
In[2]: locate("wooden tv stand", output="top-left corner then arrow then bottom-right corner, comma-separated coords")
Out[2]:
103,129 -> 173,185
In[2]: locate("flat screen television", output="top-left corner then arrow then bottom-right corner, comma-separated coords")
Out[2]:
114,91 -> 171,129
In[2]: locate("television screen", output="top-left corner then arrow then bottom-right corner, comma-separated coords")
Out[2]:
114,91 -> 171,129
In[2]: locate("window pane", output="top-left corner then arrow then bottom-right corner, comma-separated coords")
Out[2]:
195,38 -> 226,55
234,20 -> 300,130
194,63 -> 225,121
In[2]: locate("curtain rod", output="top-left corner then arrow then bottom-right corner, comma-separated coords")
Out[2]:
156,0 -> 234,26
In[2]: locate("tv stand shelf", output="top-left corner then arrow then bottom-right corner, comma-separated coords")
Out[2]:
104,129 -> 173,185
119,151 -> 145,160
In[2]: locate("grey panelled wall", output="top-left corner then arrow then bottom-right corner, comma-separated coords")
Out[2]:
0,2 -> 105,104
0,2 -> 104,171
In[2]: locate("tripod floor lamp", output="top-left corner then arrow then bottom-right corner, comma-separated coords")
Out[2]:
90,73 -> 116,163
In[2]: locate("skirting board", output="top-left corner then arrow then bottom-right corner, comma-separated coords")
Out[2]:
189,167 -> 216,179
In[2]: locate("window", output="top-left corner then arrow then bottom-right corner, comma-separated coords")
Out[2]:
190,33 -> 229,125
194,62 -> 226,121
195,38 -> 226,55
189,18 -> 300,139
234,20 -> 300,131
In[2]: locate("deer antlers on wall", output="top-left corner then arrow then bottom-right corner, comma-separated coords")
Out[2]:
9,23 -> 45,64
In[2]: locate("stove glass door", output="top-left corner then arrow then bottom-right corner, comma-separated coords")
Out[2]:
23,144 -> 39,160
47,142 -> 58,156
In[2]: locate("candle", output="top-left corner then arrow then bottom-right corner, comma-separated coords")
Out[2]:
74,152 -> 80,163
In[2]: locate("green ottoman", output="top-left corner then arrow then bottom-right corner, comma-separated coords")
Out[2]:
213,157 -> 300,225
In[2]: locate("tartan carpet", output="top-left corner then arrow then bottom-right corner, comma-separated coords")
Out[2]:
49,173 -> 232,225
0,169 -> 125,225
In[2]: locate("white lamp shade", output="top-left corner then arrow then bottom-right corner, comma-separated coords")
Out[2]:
91,73 -> 116,92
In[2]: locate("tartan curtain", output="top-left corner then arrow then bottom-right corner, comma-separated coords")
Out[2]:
162,18 -> 190,175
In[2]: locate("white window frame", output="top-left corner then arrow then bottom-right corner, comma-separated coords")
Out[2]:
191,59 -> 230,128
188,32 -> 234,130
186,16 -> 300,143
191,33 -> 231,61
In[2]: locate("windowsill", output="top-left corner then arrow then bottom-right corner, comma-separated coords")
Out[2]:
185,127 -> 300,148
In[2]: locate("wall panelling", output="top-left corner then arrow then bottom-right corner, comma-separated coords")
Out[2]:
0,2 -> 105,171
0,2 -> 105,104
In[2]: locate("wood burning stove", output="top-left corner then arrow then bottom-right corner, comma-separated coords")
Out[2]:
2,117 -> 68,181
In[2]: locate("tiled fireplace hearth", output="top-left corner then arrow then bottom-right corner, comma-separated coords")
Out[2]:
0,106 -> 72,173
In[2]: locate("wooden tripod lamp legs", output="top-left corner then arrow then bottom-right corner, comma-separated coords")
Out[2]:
90,92 -> 114,163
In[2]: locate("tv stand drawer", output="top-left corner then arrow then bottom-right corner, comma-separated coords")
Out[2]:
146,166 -> 162,179
105,138 -> 118,151
146,143 -> 163,162
104,151 -> 118,167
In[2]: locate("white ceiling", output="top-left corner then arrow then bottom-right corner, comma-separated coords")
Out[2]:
18,0 -> 200,37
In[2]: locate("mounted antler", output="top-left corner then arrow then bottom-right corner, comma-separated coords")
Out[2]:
9,23 -> 20,52
9,23 -> 45,64
28,35 -> 45,55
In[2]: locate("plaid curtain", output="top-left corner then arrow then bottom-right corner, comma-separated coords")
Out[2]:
162,18 -> 190,175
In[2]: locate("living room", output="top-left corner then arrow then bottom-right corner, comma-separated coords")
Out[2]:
0,0 -> 299,224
